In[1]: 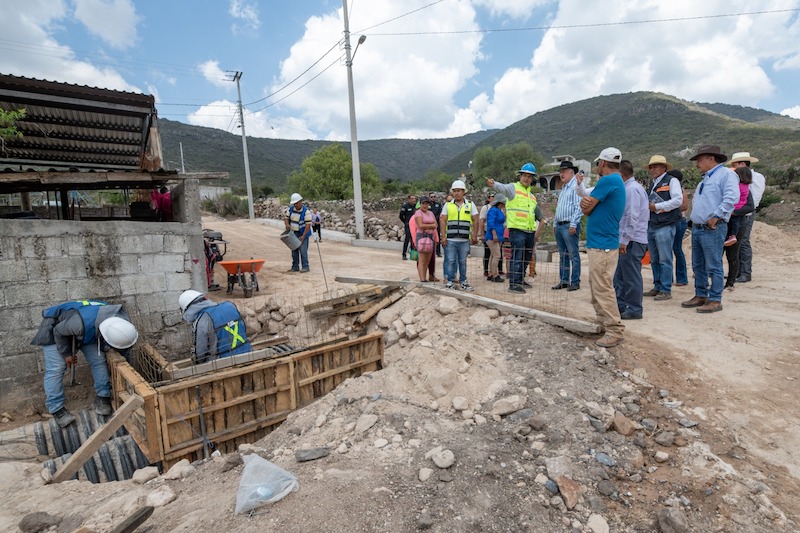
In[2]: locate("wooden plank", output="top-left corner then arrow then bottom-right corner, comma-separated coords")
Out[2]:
252,367 -> 267,419
223,373 -> 244,429
162,388 -> 193,450
296,353 -> 384,388
156,355 -> 288,392
164,382 -> 292,423
354,289 -> 408,327
336,276 -> 601,335
51,395 -> 144,483
303,285 -> 384,311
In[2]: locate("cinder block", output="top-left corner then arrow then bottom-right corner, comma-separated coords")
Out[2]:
120,273 -> 165,295
0,307 -> 37,331
66,277 -> 122,301
0,351 -> 41,381
134,292 -> 172,315
21,236 -> 67,259
0,237 -> 20,261
27,257 -> 88,280
0,259 -> 27,282
120,234 -> 164,255
5,281 -> 67,307
163,234 -> 189,253
138,254 -> 185,273
65,235 -> 86,257
0,329 -> 38,357
118,255 -> 141,275
165,272 -> 191,292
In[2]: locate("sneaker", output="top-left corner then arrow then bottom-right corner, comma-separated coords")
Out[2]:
52,407 -> 76,428
567,284 -> 581,291
551,282 -> 569,290
508,285 -> 526,294
643,289 -> 660,297
620,311 -> 643,320
93,395 -> 113,416
724,235 -> 737,247
445,281 -> 456,290
402,255 -> 407,260
490,276 -> 505,283
300,268 -> 310,273
460,281 -> 474,292
286,268 -> 299,273
521,281 -> 533,288
653,292 -> 672,301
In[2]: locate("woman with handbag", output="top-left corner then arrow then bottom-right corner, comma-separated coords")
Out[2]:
413,197 -> 440,282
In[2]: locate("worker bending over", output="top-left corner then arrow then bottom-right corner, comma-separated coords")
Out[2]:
179,290 -> 252,364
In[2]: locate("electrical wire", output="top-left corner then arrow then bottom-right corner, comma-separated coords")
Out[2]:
248,53 -> 344,113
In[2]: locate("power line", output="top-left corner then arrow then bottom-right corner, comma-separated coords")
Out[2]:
352,0 -> 445,33
248,53 -> 344,113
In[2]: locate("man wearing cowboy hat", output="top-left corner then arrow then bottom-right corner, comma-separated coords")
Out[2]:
729,152 -> 766,283
552,160 -> 584,291
682,145 -> 739,313
643,155 -> 683,301
486,163 -> 543,294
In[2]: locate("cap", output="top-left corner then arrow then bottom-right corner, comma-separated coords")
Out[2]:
595,147 -> 622,163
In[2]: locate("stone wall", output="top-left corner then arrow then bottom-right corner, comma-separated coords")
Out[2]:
0,179 -> 206,413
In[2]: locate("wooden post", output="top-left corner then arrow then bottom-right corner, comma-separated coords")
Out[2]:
51,394 -> 144,483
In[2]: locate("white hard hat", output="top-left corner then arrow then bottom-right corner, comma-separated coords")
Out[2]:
179,289 -> 205,312
451,180 -> 466,191
290,193 -> 303,204
98,317 -> 138,349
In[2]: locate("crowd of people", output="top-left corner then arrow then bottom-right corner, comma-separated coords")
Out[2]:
387,145 -> 765,349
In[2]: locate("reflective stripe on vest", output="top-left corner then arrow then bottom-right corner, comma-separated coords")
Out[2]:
445,201 -> 474,239
505,182 -> 538,231
289,205 -> 308,233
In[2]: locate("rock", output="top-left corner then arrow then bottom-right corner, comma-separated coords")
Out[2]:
408,438 -> 422,448
654,451 -> 670,463
418,510 -> 435,530
587,513 -> 610,533
337,443 -> 349,454
545,456 -> 573,480
468,311 -> 492,326
423,368 -> 457,399
506,408 -> 534,424
656,508 -> 689,533
545,479 -> 560,494
295,447 -> 331,462
436,296 -> 461,315
245,316 -> 261,335
400,310 -> 416,325
438,470 -> 454,482
40,468 -> 52,483
431,449 -> 456,468
57,513 -> 84,533
391,319 -> 407,337
491,395 -> 526,416
132,466 -> 160,484
146,485 -> 177,507
597,479 -> 616,497
530,414 -> 547,431
618,447 -> 645,473
595,453 -> 615,467
474,414 -> 487,425
557,476 -> 582,509
612,413 -> 640,436
374,438 -> 389,448
655,431 -> 676,447
314,414 -> 327,428
452,396 -> 469,411
641,418 -> 658,433
384,329 -> 400,347
221,453 -> 243,472
534,473 -> 549,485
18,512 -> 61,533
355,414 -> 379,434
163,459 -> 195,480
419,467 -> 434,482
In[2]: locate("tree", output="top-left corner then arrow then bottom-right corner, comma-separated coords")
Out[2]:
286,143 -> 381,200
772,166 -> 799,190
471,142 -> 545,186
0,108 -> 26,154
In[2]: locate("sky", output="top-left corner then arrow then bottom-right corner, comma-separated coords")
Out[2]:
2,0 -> 800,143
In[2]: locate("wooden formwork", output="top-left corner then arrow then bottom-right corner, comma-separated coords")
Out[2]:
108,331 -> 384,468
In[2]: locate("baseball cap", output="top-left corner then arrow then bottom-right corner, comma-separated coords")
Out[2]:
594,147 -> 622,163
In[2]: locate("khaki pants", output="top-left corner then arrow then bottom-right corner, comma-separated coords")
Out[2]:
487,240 -> 501,277
587,248 -> 624,338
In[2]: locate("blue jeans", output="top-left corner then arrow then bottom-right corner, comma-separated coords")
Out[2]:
555,223 -> 581,285
647,224 -> 676,293
691,222 -> 727,302
291,231 -> 310,271
673,217 -> 688,284
614,241 -> 646,316
444,239 -> 470,283
508,229 -> 536,287
43,343 -> 111,414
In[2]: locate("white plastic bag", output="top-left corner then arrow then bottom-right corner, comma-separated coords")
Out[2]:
235,454 -> 300,514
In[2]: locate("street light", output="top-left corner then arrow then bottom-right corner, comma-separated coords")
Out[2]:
343,0 -> 365,239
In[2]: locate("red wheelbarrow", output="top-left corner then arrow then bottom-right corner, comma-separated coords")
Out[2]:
217,259 -> 265,298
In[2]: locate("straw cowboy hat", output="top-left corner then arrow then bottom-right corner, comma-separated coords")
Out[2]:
643,155 -> 673,171
729,152 -> 760,164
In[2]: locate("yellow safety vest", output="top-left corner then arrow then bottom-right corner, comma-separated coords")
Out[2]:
444,200 -> 474,239
506,182 -> 538,232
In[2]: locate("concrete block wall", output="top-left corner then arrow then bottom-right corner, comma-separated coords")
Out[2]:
0,181 -> 206,413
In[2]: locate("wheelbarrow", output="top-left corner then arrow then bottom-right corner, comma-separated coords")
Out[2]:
217,259 -> 265,298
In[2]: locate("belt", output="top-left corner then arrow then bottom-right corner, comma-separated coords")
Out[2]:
745,213 -> 754,217
694,223 -> 718,230
556,220 -> 571,225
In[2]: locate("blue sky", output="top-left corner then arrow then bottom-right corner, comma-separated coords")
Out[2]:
2,0 -> 800,141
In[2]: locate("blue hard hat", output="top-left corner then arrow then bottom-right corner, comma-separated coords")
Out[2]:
518,163 -> 537,175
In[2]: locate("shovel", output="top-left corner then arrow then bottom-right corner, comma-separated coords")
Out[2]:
67,337 -> 80,387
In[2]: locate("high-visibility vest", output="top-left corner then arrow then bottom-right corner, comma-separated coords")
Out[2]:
196,302 -> 252,360
505,182 -> 538,232
444,200 -> 474,239
288,205 -> 308,233
42,300 -> 107,345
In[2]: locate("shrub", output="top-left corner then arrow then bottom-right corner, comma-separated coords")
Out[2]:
202,193 -> 249,217
757,189 -> 781,212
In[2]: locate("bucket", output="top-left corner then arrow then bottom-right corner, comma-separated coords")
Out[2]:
642,250 -> 651,265
280,229 -> 301,251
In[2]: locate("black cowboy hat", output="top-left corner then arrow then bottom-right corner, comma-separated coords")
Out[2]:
689,144 -> 728,162
558,160 -> 579,172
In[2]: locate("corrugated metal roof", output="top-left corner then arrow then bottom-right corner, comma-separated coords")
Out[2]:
0,74 -> 159,171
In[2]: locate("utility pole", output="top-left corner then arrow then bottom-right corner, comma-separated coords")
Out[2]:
343,0 -> 364,239
179,142 -> 186,173
229,71 -> 255,220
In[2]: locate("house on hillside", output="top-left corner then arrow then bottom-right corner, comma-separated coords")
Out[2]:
0,73 -> 223,412
538,154 -> 592,191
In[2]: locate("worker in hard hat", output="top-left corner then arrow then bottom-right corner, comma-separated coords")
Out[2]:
486,163 -> 544,294
439,179 -> 479,291
31,301 -> 139,428
179,290 -> 252,365
284,193 -> 313,273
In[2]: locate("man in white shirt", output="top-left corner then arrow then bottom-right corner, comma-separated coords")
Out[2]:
729,152 -> 765,283
643,155 -> 683,301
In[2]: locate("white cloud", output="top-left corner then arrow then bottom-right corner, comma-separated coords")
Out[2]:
186,100 -> 316,140
198,60 -> 231,88
781,105 -> 800,119
472,0 -> 552,19
73,0 -> 140,49
229,0 -> 260,35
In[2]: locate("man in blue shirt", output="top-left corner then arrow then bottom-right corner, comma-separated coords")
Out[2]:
682,145 -> 740,313
552,160 -> 583,291
580,148 -> 627,348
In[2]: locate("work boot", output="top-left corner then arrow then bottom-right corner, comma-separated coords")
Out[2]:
53,407 -> 76,428
93,395 -> 113,416
595,335 -> 624,348
653,292 -> 672,301
697,301 -> 723,314
681,296 -> 707,308
643,289 -> 660,297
